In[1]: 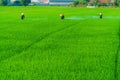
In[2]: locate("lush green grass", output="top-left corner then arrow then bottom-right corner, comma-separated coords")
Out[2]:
0,6 -> 120,80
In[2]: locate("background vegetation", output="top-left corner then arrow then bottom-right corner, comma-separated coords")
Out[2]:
71,0 -> 120,7
0,0 -> 30,6
0,0 -> 120,7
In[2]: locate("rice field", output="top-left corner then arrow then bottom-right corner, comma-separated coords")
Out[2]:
0,6 -> 120,80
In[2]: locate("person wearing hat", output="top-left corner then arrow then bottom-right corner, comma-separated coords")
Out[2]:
21,13 -> 25,20
60,14 -> 65,20
100,12 -> 103,19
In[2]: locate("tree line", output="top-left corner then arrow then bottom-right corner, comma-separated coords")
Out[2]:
0,0 -> 31,6
0,0 -> 119,7
71,0 -> 120,7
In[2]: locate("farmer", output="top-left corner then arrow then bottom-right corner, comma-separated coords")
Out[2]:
21,13 -> 25,20
60,14 -> 64,20
99,12 -> 102,19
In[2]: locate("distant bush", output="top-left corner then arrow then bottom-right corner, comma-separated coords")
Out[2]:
70,0 -> 88,7
70,0 -> 120,7
73,1 -> 79,7
98,3 -> 109,7
12,1 -> 22,6
0,0 -> 7,6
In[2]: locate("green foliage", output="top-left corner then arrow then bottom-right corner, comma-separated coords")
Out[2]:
21,0 -> 31,6
79,0 -> 88,4
114,0 -> 119,7
72,0 -> 117,7
73,0 -> 88,6
0,0 -> 7,6
73,0 -> 79,7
